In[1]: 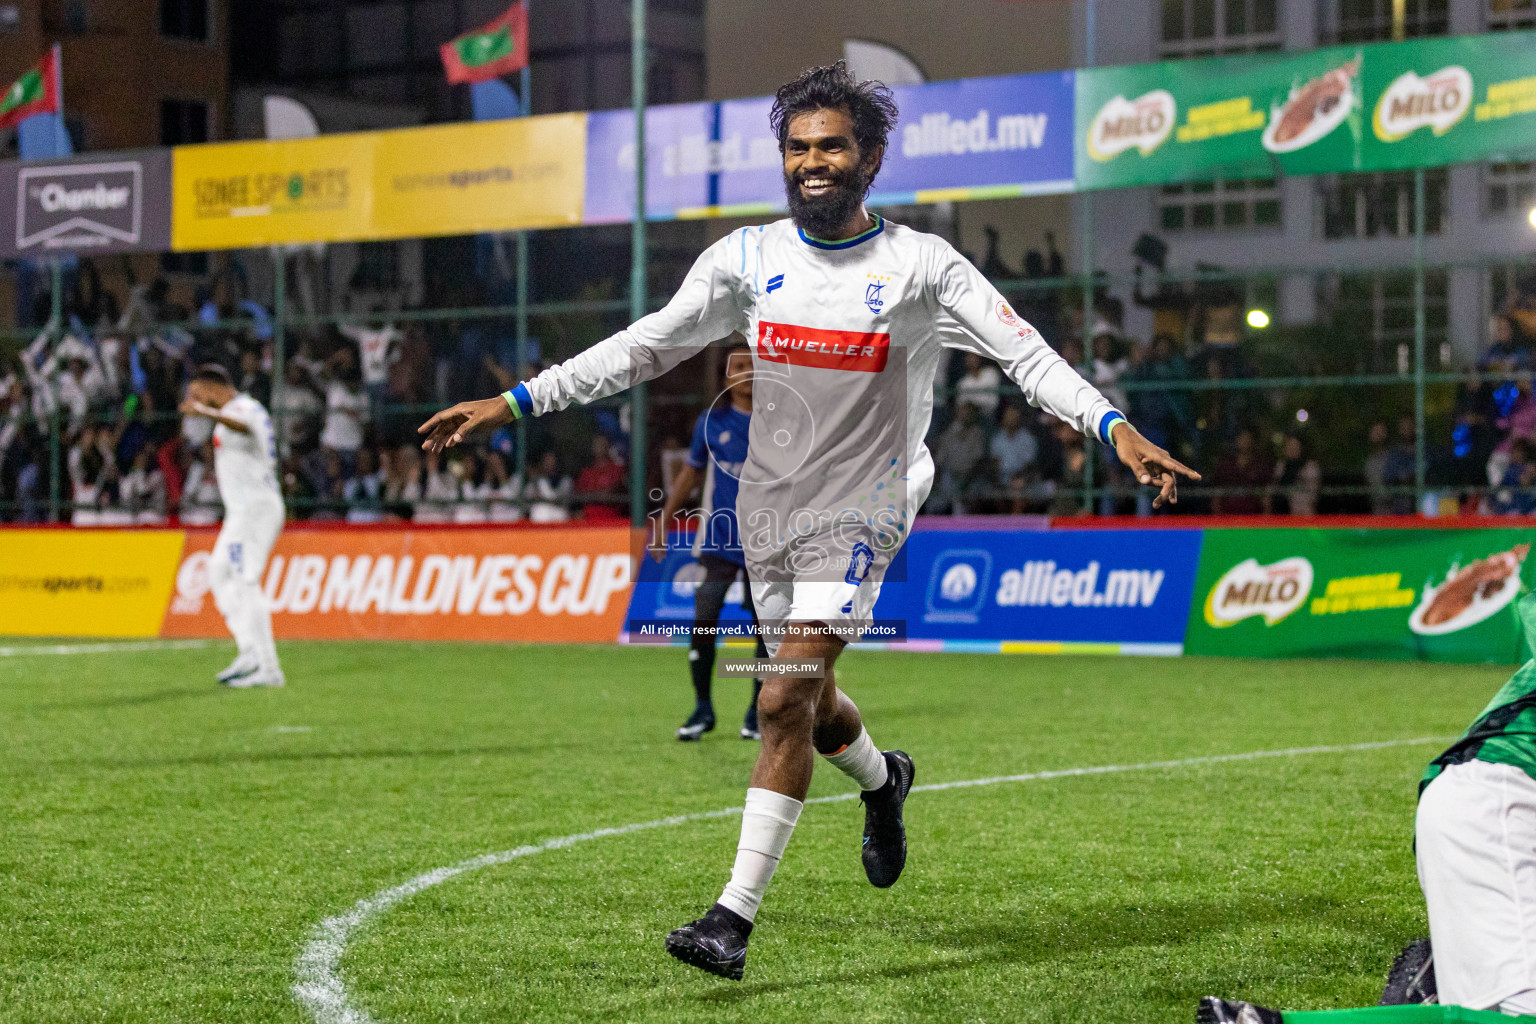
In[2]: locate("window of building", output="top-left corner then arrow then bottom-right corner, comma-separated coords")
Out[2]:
1319,169 -> 1448,239
161,0 -> 209,41
1159,0 -> 1281,59
1159,175 -> 1282,232
1321,269 -> 1449,372
1487,0 -> 1536,31
278,10 -> 346,80
1489,260 -> 1536,322
159,99 -> 209,146
1320,0 -> 1449,43
1485,161 -> 1536,220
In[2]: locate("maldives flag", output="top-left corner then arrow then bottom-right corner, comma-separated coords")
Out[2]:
440,4 -> 529,85
0,49 -> 60,133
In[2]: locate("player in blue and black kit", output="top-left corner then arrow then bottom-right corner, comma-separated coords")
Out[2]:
649,343 -> 767,741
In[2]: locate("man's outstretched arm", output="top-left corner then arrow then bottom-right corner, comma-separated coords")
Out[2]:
929,241 -> 1199,509
421,235 -> 749,452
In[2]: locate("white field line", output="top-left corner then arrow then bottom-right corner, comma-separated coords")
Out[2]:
292,736 -> 1447,1024
0,639 -> 216,657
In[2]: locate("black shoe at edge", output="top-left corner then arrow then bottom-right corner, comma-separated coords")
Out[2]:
1196,997 -> 1284,1024
676,706 -> 716,742
1196,997 -> 1283,1024
664,903 -> 752,981
1380,937 -> 1437,1005
861,750 -> 915,888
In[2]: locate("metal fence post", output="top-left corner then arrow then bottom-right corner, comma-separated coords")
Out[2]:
1413,166 -> 1426,511
629,0 -> 648,530
47,407 -> 61,523
516,39 -> 532,487
1081,201 -> 1096,514
1080,0 -> 1098,515
271,248 -> 287,459
48,258 -> 63,522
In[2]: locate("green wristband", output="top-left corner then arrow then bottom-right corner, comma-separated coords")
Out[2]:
501,390 -> 523,420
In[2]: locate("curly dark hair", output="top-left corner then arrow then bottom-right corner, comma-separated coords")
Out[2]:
769,61 -> 899,158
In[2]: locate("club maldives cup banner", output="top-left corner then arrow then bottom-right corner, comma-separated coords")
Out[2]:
1186,527 -> 1536,663
1075,31 -> 1536,190
161,525 -> 637,643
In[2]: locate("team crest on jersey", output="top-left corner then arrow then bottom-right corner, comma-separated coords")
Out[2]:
845,542 -> 875,585
996,300 -> 1020,327
864,274 -> 891,314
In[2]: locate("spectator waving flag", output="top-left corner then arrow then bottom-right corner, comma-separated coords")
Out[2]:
0,49 -> 60,132
440,4 -> 529,85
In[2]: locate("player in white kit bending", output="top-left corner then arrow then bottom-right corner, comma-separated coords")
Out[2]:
180,364 -> 286,688
419,63 -> 1198,979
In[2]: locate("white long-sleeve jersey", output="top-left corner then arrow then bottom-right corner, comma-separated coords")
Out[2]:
212,394 -> 284,514
522,216 -> 1120,576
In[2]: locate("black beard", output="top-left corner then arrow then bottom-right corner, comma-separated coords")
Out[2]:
784,164 -> 872,239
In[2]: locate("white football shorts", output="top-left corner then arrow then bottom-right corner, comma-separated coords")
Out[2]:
1417,758 -> 1536,1012
212,500 -> 285,587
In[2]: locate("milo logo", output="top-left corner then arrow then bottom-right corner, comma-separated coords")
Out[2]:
1373,66 -> 1472,142
1204,556 -> 1313,628
1087,90 -> 1176,161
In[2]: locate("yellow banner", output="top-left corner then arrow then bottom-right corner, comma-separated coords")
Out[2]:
0,530 -> 185,638
172,134 -> 376,251
171,113 -> 586,251
373,114 -> 586,237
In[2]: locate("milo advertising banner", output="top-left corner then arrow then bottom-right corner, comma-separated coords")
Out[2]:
1186,528 -> 1536,664
1075,31 -> 1536,190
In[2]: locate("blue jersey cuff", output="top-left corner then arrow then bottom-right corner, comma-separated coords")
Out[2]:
503,383 -> 534,419
1098,411 -> 1127,446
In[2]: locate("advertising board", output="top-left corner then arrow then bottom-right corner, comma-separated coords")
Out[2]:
0,149 -> 172,257
170,114 -> 587,250
582,71 -> 1076,223
0,529 -> 184,638
160,526 -> 636,644
887,526 -> 1202,653
1185,527 -> 1536,663
170,133 -> 375,250
1075,31 -> 1536,190
371,114 -> 586,236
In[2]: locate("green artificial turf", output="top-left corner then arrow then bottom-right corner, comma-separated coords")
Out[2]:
0,641 -> 1512,1023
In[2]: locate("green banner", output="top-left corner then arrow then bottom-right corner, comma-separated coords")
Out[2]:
1076,31 -> 1536,190
1185,528 -> 1536,663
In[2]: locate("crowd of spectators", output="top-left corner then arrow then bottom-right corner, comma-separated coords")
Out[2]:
8,261 -> 1536,525
1447,305 -> 1536,516
0,278 -> 632,526
923,330 -> 1293,516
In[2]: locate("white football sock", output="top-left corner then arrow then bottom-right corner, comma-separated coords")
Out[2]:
717,787 -> 803,923
211,571 -> 253,657
242,582 -> 280,675
822,728 -> 889,791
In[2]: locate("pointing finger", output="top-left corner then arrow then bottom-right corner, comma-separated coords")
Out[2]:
1153,451 -> 1201,480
